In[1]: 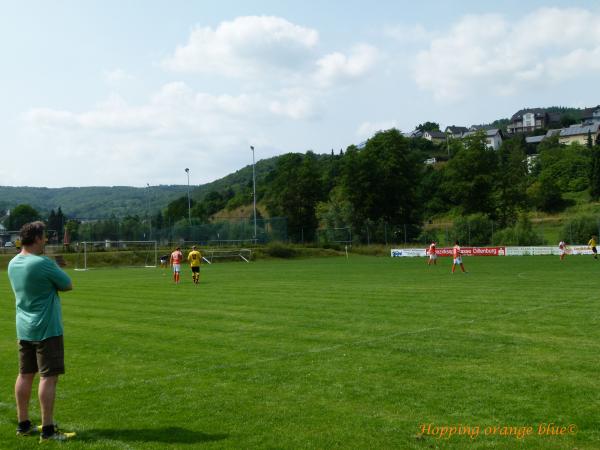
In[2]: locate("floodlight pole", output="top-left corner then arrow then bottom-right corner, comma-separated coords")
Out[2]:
185,168 -> 191,226
146,183 -> 151,239
250,146 -> 257,241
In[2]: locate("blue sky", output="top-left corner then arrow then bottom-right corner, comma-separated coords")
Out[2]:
1,0 -> 599,187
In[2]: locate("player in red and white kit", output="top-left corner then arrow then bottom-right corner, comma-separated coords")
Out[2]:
558,240 -> 567,261
169,246 -> 184,283
451,240 -> 467,273
427,242 -> 437,266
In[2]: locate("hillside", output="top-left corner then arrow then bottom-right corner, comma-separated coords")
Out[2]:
0,185 -> 189,218
0,155 -> 282,219
190,156 -> 280,201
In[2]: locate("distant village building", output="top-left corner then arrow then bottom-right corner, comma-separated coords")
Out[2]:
463,129 -> 504,150
582,105 -> 600,123
468,125 -> 490,132
527,123 -> 600,147
444,125 -> 469,138
545,129 -> 561,138
402,130 -> 423,139
558,123 -> 600,146
422,130 -> 446,143
525,135 -> 545,146
507,108 -> 561,134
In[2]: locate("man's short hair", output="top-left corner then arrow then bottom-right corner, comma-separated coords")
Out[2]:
20,221 -> 46,246
192,245 -> 197,249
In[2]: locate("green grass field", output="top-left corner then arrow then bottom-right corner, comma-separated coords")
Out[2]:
1,255 -> 599,449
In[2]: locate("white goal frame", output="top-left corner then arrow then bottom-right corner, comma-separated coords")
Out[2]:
202,248 -> 252,264
75,240 -> 158,271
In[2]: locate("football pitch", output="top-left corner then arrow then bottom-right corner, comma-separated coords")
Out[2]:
0,255 -> 599,449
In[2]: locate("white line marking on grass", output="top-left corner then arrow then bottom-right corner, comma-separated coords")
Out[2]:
62,299 -> 583,398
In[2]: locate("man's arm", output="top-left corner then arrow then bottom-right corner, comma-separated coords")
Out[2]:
44,258 -> 73,292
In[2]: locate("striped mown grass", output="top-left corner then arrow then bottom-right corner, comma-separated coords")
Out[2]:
0,254 -> 598,449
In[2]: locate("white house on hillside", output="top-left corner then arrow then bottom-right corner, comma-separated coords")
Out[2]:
463,129 -> 504,150
422,130 -> 446,143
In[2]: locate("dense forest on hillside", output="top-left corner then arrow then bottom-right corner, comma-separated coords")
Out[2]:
0,107 -> 600,245
153,128 -> 600,245
3,121 -> 600,246
0,185 -> 189,218
0,158 -> 279,219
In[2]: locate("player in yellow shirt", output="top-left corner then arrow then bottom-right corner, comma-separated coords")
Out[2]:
187,245 -> 202,284
588,235 -> 598,260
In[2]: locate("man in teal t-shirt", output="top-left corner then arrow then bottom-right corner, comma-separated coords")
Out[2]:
7,221 -> 75,442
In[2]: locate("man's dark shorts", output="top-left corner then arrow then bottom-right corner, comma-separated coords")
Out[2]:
593,246 -> 597,254
191,266 -> 200,273
18,335 -> 64,377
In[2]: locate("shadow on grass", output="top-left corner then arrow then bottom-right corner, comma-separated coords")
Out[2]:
80,427 -> 228,444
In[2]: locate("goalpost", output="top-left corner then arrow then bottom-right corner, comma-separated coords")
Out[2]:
201,248 -> 252,264
75,240 -> 158,271
178,242 -> 253,264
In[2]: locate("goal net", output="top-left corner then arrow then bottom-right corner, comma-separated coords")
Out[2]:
201,248 -> 252,264
75,240 -> 158,271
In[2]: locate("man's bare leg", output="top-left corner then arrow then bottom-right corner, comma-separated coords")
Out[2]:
39,375 -> 58,426
15,373 -> 35,423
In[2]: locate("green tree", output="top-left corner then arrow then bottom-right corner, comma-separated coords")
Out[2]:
265,151 -> 325,242
47,207 -> 66,237
151,211 -> 164,230
190,202 -> 209,222
493,137 -> 528,227
5,204 -> 41,230
416,121 -> 440,132
341,130 -> 423,238
560,114 -> 578,128
527,174 -> 564,212
203,191 -> 227,216
537,141 -> 591,192
121,215 -> 144,240
591,146 -> 600,200
315,186 -> 354,242
561,215 -> 599,244
451,213 -> 493,246
165,196 -> 194,223
493,214 -> 544,245
420,165 -> 447,218
441,132 -> 498,215
64,219 -> 80,242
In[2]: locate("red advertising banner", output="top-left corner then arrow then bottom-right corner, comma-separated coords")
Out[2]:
435,247 -> 506,257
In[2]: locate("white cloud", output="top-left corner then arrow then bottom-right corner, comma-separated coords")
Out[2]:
104,68 -> 134,84
269,88 -> 318,120
414,7 -> 600,101
18,80 -> 326,186
356,120 -> 400,139
314,44 -> 379,87
162,16 -> 319,77
14,15 -> 385,187
384,24 -> 433,44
